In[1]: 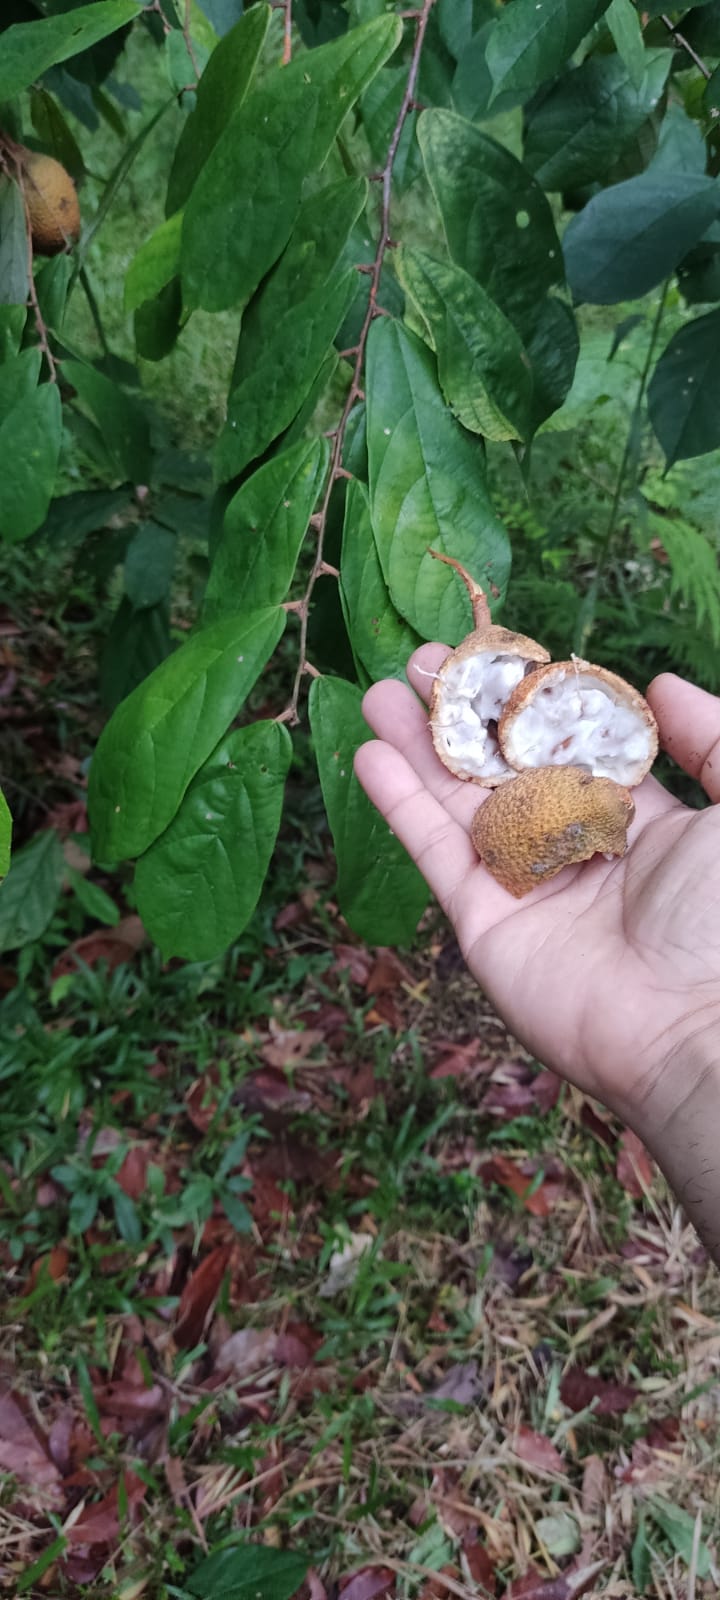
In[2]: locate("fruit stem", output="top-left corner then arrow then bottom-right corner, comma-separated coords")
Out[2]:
428,548 -> 491,628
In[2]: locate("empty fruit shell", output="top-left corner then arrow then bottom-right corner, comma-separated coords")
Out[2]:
427,551 -> 550,786
499,659 -> 658,788
470,764 -> 635,898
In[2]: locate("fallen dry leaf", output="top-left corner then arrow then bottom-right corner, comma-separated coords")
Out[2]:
0,1389 -> 61,1503
339,1567 -> 395,1600
52,914 -> 145,980
174,1246 -> 232,1350
513,1425 -> 565,1475
616,1129 -> 654,1198
66,1471 -> 146,1546
479,1153 -> 565,1217
215,1326 -> 279,1378
560,1366 -> 637,1416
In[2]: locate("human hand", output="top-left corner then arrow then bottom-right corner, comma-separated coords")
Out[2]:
355,650 -> 720,1249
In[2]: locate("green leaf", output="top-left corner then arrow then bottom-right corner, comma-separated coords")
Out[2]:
647,1497 -> 711,1577
63,360 -> 152,484
35,255 -> 73,335
309,676 -> 428,944
631,1515 -> 652,1591
99,599 -> 172,712
134,277 -> 183,362
606,0 -> 647,88
396,245 -> 533,441
362,67 -> 422,191
0,178 -> 29,307
0,789 -> 11,881
0,306 -> 27,359
186,1543 -> 309,1600
523,49 -> 670,192
648,309 -> 720,466
0,829 -> 64,954
650,103 -> 707,177
89,608 -> 285,862
181,15 -> 401,313
524,295 -> 579,431
366,318 -> 510,643
67,868 -> 120,927
0,382 -> 62,544
30,87 -> 85,179
485,0 -> 612,102
166,3 -> 270,215
418,109 -> 564,332
124,522 -> 176,609
135,720 -> 292,960
645,511 -> 720,644
563,173 -> 720,304
125,211 -> 183,314
0,2 -> 140,101
704,63 -> 720,117
0,350 -> 41,427
340,479 -> 422,681
204,438 -> 328,621
216,271 -> 357,482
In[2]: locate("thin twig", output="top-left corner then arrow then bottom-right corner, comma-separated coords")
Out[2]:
183,0 -> 201,82
282,0 -> 293,65
281,0 -> 436,724
660,14 -> 711,80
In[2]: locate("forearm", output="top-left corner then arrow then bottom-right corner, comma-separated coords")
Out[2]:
629,1029 -> 720,1268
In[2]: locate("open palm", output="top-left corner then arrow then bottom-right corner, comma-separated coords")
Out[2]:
355,649 -> 720,1131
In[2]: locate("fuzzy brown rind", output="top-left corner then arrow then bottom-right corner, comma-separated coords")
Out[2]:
470,764 -> 635,898
22,152 -> 80,255
498,658 -> 658,788
429,628 -> 550,786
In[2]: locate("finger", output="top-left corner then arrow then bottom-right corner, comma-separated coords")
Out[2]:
354,739 -> 489,921
362,677 -> 486,829
647,673 -> 720,802
407,642 -> 453,705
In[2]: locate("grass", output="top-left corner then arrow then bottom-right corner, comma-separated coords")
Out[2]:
2,12 -> 720,1600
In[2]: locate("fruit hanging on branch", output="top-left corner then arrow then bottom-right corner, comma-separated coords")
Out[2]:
427,550 -> 550,787
19,149 -> 81,256
470,765 -> 635,899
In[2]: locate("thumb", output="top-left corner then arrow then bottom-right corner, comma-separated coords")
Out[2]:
646,673 -> 720,802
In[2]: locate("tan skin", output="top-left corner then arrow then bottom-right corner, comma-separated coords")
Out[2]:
355,655 -> 720,1264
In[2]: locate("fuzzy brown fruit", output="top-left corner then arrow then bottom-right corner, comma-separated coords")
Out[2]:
22,152 -> 80,255
470,764 -> 635,898
427,551 -> 550,786
499,659 -> 658,789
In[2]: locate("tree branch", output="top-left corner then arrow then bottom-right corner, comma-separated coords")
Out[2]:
281,0 -> 437,724
660,14 -> 711,80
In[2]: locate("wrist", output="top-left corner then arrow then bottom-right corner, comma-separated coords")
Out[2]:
629,1021 -> 720,1264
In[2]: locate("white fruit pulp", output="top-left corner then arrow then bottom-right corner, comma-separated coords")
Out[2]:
433,653 -> 527,778
506,672 -> 652,783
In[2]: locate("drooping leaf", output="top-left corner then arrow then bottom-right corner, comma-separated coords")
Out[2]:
124,211 -> 183,314
135,721 -> 292,960
366,318 -> 510,642
418,109 -> 564,333
0,829 -> 64,954
186,1543 -> 309,1600
134,277 -> 183,362
340,479 -> 422,681
67,868 -> 120,927
0,790 -> 11,881
124,522 -> 176,609
99,599 -> 172,711
0,2 -> 140,102
523,296 -> 579,432
485,0 -> 612,102
0,306 -> 27,359
0,383 -> 62,544
396,245 -> 533,441
563,173 -> 720,304
0,350 -> 41,427
650,103 -> 707,177
648,309 -> 720,466
167,4 -> 270,214
29,86 -> 85,179
89,608 -> 285,862
35,255 -> 73,335
204,438 -> 328,621
523,50 -> 671,192
63,360 -> 152,484
309,676 -> 429,944
605,0 -> 647,88
181,15 -> 401,313
362,67 -> 422,191
215,268 -> 358,481
0,178 -> 29,308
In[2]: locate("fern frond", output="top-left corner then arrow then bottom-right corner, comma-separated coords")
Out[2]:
646,512 -> 720,647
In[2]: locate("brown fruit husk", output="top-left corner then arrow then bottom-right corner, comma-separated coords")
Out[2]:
21,151 -> 80,255
427,551 -> 550,786
470,764 -> 635,898
499,658 -> 658,789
